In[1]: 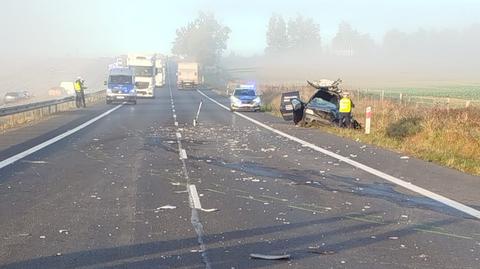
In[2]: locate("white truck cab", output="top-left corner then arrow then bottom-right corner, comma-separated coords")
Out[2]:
127,54 -> 155,98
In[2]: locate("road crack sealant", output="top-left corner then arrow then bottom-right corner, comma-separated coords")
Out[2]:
167,78 -> 211,269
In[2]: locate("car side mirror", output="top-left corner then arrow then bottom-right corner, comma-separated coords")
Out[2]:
104,81 -> 107,86
135,82 -> 140,87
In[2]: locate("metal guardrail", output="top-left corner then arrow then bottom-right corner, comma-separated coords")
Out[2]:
0,90 -> 103,117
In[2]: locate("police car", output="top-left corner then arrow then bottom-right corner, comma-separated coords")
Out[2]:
229,85 -> 262,112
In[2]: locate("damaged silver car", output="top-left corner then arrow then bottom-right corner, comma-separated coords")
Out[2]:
280,79 -> 361,129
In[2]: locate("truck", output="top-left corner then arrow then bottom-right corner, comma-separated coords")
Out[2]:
127,54 -> 155,98
59,82 -> 76,96
154,56 -> 166,87
105,67 -> 137,105
177,62 -> 200,90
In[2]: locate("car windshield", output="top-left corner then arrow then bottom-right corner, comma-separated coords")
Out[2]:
309,97 -> 337,110
234,89 -> 255,96
132,66 -> 153,77
109,75 -> 132,84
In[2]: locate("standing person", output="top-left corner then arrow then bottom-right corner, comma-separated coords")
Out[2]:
339,92 -> 354,128
74,77 -> 83,108
74,77 -> 87,108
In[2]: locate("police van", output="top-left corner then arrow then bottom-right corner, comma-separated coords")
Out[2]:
105,67 -> 137,105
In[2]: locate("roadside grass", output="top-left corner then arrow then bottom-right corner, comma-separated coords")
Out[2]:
260,85 -> 480,175
368,85 -> 480,100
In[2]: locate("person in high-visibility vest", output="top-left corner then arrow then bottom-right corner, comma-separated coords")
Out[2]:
338,92 -> 354,128
74,77 -> 86,108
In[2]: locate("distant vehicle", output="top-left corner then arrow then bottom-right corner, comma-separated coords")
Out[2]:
177,62 -> 200,90
127,54 -> 155,98
48,87 -> 67,97
108,57 -> 126,70
229,85 -> 261,112
105,67 -> 137,105
280,79 -> 361,128
4,91 -> 31,104
59,82 -> 76,96
154,56 -> 166,87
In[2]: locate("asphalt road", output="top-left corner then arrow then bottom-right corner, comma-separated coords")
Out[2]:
0,74 -> 479,268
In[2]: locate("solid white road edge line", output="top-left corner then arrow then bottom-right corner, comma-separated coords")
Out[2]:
197,89 -> 480,220
0,104 -> 123,170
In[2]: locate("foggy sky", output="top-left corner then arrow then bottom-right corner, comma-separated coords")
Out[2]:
0,0 -> 479,58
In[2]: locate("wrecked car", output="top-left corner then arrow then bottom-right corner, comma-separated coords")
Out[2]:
280,79 -> 361,129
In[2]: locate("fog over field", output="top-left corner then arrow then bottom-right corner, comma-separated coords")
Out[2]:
223,22 -> 480,89
1,0 -> 479,96
0,57 -> 112,99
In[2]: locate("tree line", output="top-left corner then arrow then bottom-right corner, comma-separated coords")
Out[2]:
171,12 -> 480,65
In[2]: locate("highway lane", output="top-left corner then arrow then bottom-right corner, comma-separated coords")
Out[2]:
0,80 -> 479,268
170,86 -> 480,268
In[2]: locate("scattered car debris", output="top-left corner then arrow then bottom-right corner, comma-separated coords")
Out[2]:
157,205 -> 176,209
18,233 -> 31,237
21,160 -> 48,164
200,208 -> 219,212
250,253 -> 291,260
308,249 -> 336,255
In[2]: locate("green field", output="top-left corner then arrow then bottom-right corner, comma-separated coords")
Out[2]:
368,85 -> 480,100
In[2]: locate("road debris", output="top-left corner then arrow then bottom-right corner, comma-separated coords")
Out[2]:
200,208 -> 219,212
21,160 -> 48,164
18,233 -> 31,237
400,156 -> 410,160
250,253 -> 291,260
308,249 -> 336,255
157,205 -> 176,210
59,229 -> 69,235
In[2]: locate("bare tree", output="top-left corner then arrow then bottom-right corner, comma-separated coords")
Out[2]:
331,21 -> 375,56
172,12 -> 230,65
266,14 -> 289,54
287,15 -> 321,51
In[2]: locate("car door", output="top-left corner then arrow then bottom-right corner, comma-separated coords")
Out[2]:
279,91 -> 300,121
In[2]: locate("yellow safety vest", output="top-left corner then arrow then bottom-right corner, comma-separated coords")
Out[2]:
339,97 -> 352,113
74,81 -> 82,92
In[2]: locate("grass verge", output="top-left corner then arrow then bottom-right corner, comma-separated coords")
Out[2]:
261,86 -> 480,176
